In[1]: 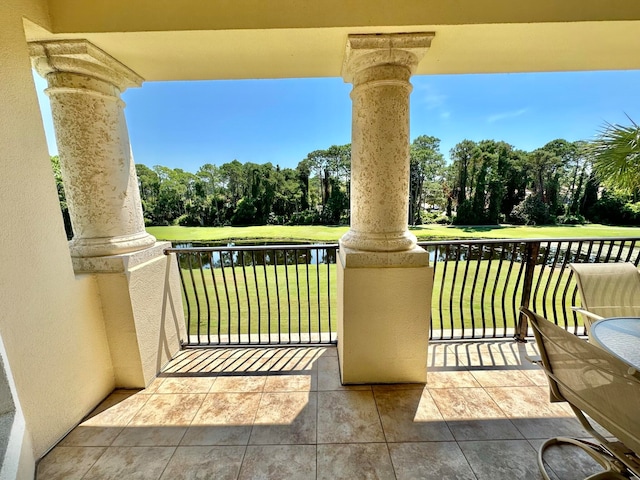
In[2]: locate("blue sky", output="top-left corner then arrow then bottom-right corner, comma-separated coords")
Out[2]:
34,70 -> 640,173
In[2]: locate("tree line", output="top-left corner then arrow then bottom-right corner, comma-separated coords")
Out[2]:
52,121 -> 640,238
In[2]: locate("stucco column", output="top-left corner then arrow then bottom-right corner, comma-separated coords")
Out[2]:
30,40 -> 155,257
341,33 -> 434,252
337,34 -> 435,384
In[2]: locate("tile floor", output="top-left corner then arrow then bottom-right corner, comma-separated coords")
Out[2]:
37,340 -> 609,479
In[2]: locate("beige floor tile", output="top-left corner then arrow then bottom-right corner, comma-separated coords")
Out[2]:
82,446 -> 175,480
485,386 -> 573,419
470,369 -> 535,388
112,426 -> 189,447
37,446 -> 106,480
426,370 -> 482,388
250,392 -> 317,445
264,373 -> 316,392
430,387 -> 522,441
82,391 -> 149,427
374,388 -> 453,442
111,393 -> 205,446
371,383 -> 426,392
317,391 -> 385,443
485,386 -> 587,439
317,443 -> 395,480
528,438 -> 605,480
59,425 -> 124,447
128,393 -> 205,426
238,445 -> 316,480
459,342 -> 528,367
180,425 -> 252,446
317,356 -> 370,391
156,376 -> 216,394
458,439 -> 541,480
163,349 -> 233,374
159,445 -> 245,480
317,346 -> 337,357
523,367 -> 550,386
249,347 -> 323,373
389,442 -> 477,480
142,378 -> 165,394
221,349 -> 279,373
191,392 -> 261,425
210,375 -> 266,392
427,352 -> 469,371
172,350 -> 234,374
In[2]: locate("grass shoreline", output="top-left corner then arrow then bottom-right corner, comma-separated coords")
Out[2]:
148,224 -> 640,243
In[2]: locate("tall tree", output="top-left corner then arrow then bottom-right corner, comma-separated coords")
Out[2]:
408,135 -> 445,225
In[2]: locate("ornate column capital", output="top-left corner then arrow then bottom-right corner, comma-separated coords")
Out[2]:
342,33 -> 435,84
29,40 -> 143,91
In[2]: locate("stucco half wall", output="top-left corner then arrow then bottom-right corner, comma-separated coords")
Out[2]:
1,0 -> 116,472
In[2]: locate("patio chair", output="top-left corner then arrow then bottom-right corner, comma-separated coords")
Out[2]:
569,262 -> 640,331
521,307 -> 640,480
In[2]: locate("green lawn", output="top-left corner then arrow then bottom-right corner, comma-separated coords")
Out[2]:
150,224 -> 640,243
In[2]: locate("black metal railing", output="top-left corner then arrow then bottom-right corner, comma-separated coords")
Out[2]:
166,237 -> 640,346
419,237 -> 640,340
165,244 -> 338,346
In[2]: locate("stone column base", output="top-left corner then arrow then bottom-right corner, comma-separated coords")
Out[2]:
337,245 -> 433,384
73,242 -> 187,388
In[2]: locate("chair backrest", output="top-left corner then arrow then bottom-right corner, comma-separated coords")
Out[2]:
570,262 -> 640,320
521,307 -> 640,457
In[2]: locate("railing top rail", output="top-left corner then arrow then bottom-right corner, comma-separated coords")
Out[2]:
164,243 -> 339,254
418,236 -> 640,247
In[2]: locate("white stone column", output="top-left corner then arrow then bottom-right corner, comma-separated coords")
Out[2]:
30,40 -> 155,257
337,33 -> 435,384
341,33 -> 434,252
30,41 -> 185,388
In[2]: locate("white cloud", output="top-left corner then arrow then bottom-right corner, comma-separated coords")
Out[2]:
414,82 -> 448,110
487,108 -> 528,123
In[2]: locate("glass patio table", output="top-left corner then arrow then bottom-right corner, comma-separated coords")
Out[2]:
589,317 -> 640,371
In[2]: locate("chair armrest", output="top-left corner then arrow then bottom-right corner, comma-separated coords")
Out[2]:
525,355 -> 542,366
570,307 -> 604,322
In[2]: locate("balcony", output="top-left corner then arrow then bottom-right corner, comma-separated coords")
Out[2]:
36,340 -> 607,479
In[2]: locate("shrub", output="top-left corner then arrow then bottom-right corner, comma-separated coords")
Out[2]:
509,196 -> 555,225
557,214 -> 586,225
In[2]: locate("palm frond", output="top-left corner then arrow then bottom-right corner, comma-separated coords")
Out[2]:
590,117 -> 640,191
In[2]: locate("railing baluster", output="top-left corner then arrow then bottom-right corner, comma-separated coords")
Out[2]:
295,250 -> 301,344
175,252 -> 192,345
316,247 -> 322,345
306,249 -> 311,344
263,250 -> 271,344
469,244 -> 482,338
219,251 -> 231,345
197,252 -> 212,345
241,252 -> 251,343
284,249 -> 292,344
327,247 -> 332,344
436,245 -> 449,340
229,250 -> 241,344
210,252 -> 222,346
252,251 -> 261,344
273,249 -> 281,344
186,252 -> 202,345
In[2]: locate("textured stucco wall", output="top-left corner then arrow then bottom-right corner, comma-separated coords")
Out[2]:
337,247 -> 433,384
0,0 -> 114,462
